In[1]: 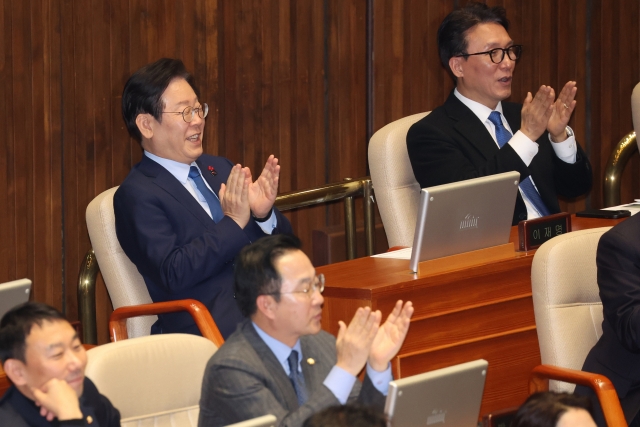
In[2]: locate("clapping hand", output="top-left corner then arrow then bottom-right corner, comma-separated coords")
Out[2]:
368,300 -> 414,372
547,81 -> 577,142
248,155 -> 280,219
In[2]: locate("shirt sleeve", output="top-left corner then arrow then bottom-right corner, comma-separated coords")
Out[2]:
322,365 -> 357,404
507,130 -> 539,166
256,209 -> 278,235
366,362 -> 393,396
548,128 -> 578,164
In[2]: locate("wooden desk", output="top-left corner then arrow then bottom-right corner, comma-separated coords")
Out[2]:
317,216 -> 623,416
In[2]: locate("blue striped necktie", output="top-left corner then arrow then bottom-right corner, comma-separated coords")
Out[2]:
287,350 -> 308,406
188,166 -> 224,223
487,111 -> 551,217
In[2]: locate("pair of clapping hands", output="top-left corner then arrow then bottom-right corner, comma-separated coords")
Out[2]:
335,300 -> 414,376
219,155 -> 280,228
521,81 -> 578,143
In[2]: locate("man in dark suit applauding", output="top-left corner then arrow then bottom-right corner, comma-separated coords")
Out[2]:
114,58 -> 292,338
407,2 -> 592,225
198,234 -> 414,427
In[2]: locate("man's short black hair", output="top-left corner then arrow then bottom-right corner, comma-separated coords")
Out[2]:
121,58 -> 200,142
0,302 -> 67,363
302,404 -> 387,427
510,391 -> 594,427
438,2 -> 509,78
234,234 -> 302,317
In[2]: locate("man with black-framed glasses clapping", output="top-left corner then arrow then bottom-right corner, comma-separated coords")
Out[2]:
407,2 -> 592,226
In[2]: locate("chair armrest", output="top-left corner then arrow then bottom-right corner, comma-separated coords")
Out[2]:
109,299 -> 224,347
530,365 -> 626,427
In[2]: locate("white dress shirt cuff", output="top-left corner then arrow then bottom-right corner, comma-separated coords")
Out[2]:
323,365 -> 357,404
366,362 -> 392,396
548,129 -> 578,164
256,209 -> 278,235
507,130 -> 539,166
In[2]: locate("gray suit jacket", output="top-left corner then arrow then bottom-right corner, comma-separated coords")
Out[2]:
198,320 -> 386,427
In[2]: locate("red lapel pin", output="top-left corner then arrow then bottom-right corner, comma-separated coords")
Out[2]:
208,165 -> 217,176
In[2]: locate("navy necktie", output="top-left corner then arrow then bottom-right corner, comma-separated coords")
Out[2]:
287,350 -> 308,406
487,111 -> 551,217
188,166 -> 224,223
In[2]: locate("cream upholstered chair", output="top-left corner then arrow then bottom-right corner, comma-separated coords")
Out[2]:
632,82 -> 640,147
368,112 -> 429,248
85,333 -> 217,427
530,227 -> 626,427
86,186 -> 156,337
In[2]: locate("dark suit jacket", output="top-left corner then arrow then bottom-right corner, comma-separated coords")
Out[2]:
575,214 -> 640,426
114,154 -> 293,338
198,320 -> 386,427
406,91 -> 592,225
0,378 -> 120,427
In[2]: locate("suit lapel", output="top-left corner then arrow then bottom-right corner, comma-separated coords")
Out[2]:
242,321 -> 300,410
196,158 -> 226,198
300,336 -> 324,396
444,92 -> 501,161
138,156 -> 216,229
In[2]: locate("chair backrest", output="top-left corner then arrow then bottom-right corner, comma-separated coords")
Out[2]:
531,227 -> 611,393
85,334 -> 217,426
86,186 -> 155,337
632,82 -> 640,146
368,112 -> 430,248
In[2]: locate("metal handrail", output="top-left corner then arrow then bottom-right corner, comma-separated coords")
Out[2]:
603,131 -> 637,207
78,177 -> 375,344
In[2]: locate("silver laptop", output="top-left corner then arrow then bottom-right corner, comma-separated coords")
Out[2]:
0,278 -> 32,319
224,415 -> 277,427
385,359 -> 488,427
409,171 -> 519,272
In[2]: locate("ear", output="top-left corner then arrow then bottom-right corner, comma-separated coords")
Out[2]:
3,359 -> 28,387
135,113 -> 155,140
449,56 -> 465,79
256,294 -> 277,320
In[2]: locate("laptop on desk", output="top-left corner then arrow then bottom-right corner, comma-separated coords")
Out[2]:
0,278 -> 32,319
409,171 -> 520,272
385,359 -> 489,427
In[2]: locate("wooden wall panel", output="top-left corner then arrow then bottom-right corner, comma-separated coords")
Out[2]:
2,0 -> 640,345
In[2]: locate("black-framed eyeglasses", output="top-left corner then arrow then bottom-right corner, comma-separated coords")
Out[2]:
266,274 -> 325,298
455,45 -> 522,64
162,103 -> 209,123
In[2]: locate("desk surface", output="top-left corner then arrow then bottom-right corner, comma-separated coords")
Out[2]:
317,215 -> 623,416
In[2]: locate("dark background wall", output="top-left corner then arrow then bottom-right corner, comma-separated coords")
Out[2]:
2,0 -> 638,343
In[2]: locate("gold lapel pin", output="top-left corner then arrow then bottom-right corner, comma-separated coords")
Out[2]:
87,415 -> 93,424
307,358 -> 315,365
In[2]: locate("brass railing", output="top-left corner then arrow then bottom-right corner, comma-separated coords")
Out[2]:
78,177 -> 375,344
603,131 -> 638,207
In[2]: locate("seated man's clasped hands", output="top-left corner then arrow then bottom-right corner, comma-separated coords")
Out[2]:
198,234 -> 413,427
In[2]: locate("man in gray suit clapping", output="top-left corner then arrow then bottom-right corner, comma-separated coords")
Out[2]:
198,234 -> 414,427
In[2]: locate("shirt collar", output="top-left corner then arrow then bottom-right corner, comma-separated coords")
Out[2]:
454,88 -> 504,124
144,150 -> 197,184
252,322 -> 303,373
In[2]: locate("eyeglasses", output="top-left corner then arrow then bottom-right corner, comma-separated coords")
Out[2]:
455,45 -> 522,64
267,274 -> 325,298
162,103 -> 209,123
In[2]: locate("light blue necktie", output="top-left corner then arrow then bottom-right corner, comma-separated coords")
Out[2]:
487,111 -> 551,217
188,166 -> 224,223
287,350 -> 308,406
